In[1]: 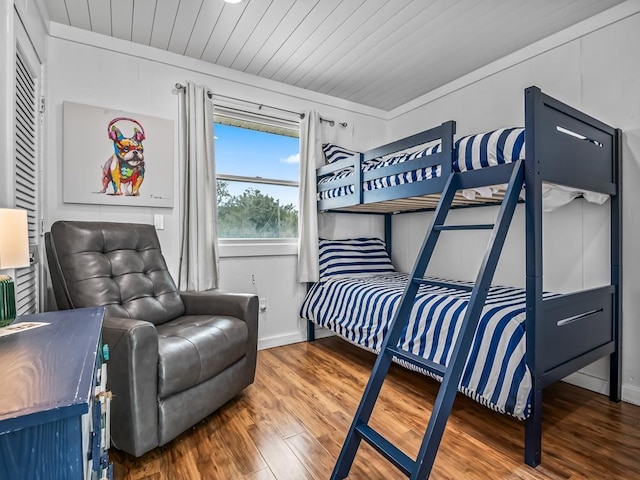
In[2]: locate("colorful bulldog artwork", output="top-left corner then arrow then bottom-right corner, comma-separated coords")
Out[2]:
100,117 -> 146,196
62,101 -> 174,208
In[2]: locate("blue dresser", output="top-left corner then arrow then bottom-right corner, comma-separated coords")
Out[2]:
0,307 -> 112,479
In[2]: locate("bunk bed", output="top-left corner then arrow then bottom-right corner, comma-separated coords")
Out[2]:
300,86 -> 622,474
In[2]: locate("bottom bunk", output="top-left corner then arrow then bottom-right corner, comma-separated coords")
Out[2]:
299,237 -> 554,419
301,235 -> 617,466
301,270 -> 557,420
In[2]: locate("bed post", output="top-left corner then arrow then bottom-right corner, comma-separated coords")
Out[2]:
384,213 -> 392,257
610,128 -> 623,401
524,86 -> 544,467
307,319 -> 315,342
307,283 -> 315,342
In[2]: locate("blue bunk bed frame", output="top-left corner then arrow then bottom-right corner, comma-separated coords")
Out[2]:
307,86 -> 622,468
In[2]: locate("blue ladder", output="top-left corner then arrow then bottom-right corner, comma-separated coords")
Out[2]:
331,160 -> 525,479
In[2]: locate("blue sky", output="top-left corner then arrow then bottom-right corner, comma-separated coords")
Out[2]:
215,124 -> 299,181
214,123 -> 300,207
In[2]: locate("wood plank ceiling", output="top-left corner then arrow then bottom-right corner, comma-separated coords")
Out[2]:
46,0 -> 625,111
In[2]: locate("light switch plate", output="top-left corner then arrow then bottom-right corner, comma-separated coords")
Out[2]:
153,214 -> 164,230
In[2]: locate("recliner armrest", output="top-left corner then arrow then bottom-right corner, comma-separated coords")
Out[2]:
102,316 -> 159,457
180,291 -> 258,324
180,291 -> 259,381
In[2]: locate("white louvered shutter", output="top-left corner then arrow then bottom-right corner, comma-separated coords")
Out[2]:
14,41 -> 40,315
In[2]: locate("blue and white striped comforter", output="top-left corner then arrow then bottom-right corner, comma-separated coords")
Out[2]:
300,272 -> 555,419
318,128 -> 524,200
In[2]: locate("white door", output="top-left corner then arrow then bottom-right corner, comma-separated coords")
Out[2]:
13,14 -> 42,315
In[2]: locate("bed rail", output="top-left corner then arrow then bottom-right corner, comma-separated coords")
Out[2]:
364,121 -> 455,161
317,121 -> 455,211
316,153 -> 362,208
538,286 -> 615,386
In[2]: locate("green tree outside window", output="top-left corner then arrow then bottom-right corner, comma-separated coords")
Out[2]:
217,180 -> 298,238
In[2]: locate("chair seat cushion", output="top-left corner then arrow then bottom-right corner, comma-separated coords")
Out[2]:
156,315 -> 248,398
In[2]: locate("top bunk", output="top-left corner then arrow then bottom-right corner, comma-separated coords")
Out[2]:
316,86 -> 620,215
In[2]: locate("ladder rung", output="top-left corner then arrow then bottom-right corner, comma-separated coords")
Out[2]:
386,346 -> 447,377
355,425 -> 415,476
434,224 -> 494,231
413,278 -> 473,292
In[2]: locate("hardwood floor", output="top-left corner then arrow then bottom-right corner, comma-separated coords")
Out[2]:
111,337 -> 640,479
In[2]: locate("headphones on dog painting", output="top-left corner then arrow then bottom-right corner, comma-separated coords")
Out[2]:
107,117 -> 146,142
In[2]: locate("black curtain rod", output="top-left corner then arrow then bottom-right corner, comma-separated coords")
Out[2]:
175,83 -> 347,128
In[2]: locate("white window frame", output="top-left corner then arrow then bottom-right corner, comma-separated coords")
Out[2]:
214,107 -> 300,257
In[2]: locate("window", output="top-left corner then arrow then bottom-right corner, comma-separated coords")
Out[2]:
214,111 -> 299,240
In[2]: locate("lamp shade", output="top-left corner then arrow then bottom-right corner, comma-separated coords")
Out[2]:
0,208 -> 30,270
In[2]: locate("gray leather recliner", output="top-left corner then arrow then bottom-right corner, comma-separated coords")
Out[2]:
45,220 -> 258,457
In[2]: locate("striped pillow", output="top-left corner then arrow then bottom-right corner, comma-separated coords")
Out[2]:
319,238 -> 395,282
379,142 -> 442,167
453,128 -> 525,172
322,143 -> 358,164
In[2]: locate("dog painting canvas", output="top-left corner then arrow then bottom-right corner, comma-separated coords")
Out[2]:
63,102 -> 174,207
101,117 -> 147,196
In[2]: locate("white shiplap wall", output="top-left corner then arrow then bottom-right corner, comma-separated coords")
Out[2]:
44,25 -> 387,348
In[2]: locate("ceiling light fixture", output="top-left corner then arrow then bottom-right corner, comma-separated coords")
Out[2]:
223,0 -> 244,4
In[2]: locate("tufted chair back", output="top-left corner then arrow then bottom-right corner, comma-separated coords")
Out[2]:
46,221 -> 185,325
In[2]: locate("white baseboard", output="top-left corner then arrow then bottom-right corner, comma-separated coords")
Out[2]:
562,371 -> 609,395
257,327 -> 334,350
562,371 -> 640,407
622,384 -> 640,407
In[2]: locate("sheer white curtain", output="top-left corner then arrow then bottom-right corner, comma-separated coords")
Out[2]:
177,81 -> 219,290
297,111 -> 323,282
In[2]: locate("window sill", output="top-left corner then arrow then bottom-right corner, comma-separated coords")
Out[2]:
219,239 -> 298,258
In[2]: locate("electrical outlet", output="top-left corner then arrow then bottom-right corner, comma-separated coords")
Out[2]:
259,297 -> 267,312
